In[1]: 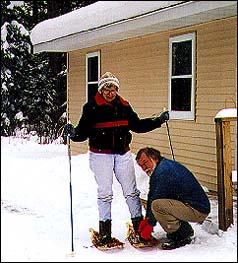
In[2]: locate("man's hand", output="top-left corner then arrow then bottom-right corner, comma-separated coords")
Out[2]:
138,218 -> 153,240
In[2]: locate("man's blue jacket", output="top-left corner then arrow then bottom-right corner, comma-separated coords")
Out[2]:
146,157 -> 211,226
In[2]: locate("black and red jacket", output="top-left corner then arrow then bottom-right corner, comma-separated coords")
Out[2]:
72,92 -> 162,154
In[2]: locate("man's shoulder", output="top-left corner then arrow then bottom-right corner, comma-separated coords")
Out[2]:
158,157 -> 171,166
154,157 -> 175,175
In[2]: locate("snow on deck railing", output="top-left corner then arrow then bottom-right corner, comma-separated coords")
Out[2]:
215,108 -> 237,119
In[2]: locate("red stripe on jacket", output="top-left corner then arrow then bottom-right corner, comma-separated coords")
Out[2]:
93,120 -> 128,128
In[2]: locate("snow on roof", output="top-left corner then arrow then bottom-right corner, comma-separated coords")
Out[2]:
31,1 -> 183,45
30,1 -> 237,53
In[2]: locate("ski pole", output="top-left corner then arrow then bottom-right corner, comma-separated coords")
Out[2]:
165,120 -> 175,161
66,124 -> 75,256
66,54 -> 75,256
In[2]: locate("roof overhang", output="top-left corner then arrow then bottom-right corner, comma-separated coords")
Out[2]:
31,1 -> 237,53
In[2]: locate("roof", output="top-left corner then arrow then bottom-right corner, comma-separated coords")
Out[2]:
30,1 -> 237,53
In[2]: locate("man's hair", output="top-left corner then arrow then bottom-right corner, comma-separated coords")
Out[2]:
136,147 -> 161,162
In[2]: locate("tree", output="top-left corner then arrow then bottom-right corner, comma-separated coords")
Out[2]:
1,1 -> 97,139
1,19 -> 31,134
1,19 -> 58,136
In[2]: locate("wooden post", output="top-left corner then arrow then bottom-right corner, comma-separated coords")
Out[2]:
214,109 -> 237,231
215,119 -> 233,230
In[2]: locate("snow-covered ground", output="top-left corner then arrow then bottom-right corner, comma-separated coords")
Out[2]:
1,137 -> 237,262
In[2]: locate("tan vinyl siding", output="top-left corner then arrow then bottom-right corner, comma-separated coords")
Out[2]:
67,17 -> 237,192
67,50 -> 88,152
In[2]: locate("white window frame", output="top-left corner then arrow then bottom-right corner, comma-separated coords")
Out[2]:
168,33 -> 195,120
86,51 -> 100,101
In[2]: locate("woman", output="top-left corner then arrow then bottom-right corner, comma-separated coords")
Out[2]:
64,72 -> 169,245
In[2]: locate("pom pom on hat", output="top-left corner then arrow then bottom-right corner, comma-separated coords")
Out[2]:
98,72 -> 120,93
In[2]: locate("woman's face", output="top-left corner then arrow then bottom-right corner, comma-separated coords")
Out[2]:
101,84 -> 117,103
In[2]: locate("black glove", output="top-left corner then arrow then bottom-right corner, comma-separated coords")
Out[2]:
64,123 -> 76,138
154,110 -> 169,125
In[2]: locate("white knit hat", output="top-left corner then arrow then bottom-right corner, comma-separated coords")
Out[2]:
98,72 -> 120,93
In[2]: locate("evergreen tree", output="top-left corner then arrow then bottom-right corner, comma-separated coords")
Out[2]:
1,19 -> 58,137
1,1 -> 58,137
1,1 -> 97,139
1,20 -> 31,135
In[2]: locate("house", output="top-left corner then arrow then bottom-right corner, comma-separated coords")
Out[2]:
30,1 -> 237,193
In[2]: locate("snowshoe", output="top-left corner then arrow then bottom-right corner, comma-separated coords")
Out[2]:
126,222 -> 160,248
89,228 -> 124,250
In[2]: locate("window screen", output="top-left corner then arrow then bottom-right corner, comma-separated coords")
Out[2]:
86,52 -> 100,102
169,33 -> 195,120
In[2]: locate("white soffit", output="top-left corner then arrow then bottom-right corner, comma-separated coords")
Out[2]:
31,1 -> 237,53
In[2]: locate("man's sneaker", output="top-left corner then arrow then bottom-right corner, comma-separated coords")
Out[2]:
180,221 -> 194,238
161,237 -> 192,250
167,223 -> 194,239
163,221 -> 194,249
166,232 -> 173,240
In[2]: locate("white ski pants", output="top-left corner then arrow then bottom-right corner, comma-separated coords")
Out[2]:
89,150 -> 142,221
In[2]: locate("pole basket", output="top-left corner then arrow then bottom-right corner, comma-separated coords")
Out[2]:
66,251 -> 76,257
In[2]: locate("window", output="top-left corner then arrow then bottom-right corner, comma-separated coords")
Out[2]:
169,33 -> 195,120
86,51 -> 100,102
